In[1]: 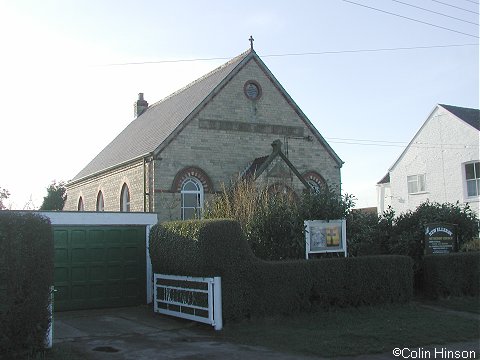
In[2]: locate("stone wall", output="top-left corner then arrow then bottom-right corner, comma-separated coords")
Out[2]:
153,58 -> 341,221
65,56 -> 342,221
64,160 -> 146,212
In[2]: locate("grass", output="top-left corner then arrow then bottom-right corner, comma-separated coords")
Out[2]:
216,302 -> 480,358
421,296 -> 480,314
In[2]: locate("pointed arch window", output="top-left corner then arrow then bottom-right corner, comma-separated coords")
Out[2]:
77,197 -> 84,211
120,183 -> 130,212
181,177 -> 203,220
96,191 -> 105,211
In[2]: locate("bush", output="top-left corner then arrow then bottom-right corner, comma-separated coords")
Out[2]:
204,180 -> 354,260
461,238 -> 480,252
423,252 -> 480,298
149,219 -> 413,322
150,219 -> 258,320
0,212 -> 54,359
389,202 -> 478,261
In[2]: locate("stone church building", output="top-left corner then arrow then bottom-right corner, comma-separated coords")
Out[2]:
64,47 -> 343,221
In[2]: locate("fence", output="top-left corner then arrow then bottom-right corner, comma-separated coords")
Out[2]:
153,274 -> 222,330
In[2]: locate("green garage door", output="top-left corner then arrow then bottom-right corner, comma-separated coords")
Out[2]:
54,226 -> 146,311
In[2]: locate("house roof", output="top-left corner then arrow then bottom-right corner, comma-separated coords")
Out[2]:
439,104 -> 480,131
377,173 -> 390,185
388,104 -> 479,173
71,49 -> 343,183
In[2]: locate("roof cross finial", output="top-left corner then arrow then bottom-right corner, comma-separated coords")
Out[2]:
249,35 -> 254,51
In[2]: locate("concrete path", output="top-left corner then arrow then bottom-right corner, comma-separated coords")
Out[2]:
54,306 -> 318,360
54,306 -> 479,360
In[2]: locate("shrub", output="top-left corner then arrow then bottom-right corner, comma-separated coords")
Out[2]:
423,252 -> 480,298
149,219 -> 413,322
248,195 -> 304,260
0,212 -> 54,359
389,202 -> 479,261
150,219 -> 258,320
460,238 -> 480,252
204,180 -> 355,260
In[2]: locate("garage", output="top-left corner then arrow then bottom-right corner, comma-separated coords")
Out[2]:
39,212 -> 157,312
54,226 -> 147,311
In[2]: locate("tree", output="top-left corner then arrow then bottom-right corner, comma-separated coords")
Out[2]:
39,181 -> 67,211
0,187 -> 10,210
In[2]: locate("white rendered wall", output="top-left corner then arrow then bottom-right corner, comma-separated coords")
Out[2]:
388,107 -> 479,216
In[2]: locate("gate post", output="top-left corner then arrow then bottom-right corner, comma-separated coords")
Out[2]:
213,277 -> 223,331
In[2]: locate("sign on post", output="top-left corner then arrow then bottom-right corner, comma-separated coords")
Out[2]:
424,223 -> 457,255
305,220 -> 347,258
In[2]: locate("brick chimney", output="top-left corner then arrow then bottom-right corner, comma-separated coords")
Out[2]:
134,93 -> 148,117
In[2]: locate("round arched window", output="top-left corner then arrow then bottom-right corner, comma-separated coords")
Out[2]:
181,177 -> 203,220
77,197 -> 84,211
120,183 -> 130,212
96,191 -> 105,211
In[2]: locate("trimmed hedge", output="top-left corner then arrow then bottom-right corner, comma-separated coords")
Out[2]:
0,212 -> 54,359
149,219 -> 413,321
422,252 -> 480,298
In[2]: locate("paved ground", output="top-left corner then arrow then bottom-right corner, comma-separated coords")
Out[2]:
54,306 -> 318,360
54,306 -> 480,360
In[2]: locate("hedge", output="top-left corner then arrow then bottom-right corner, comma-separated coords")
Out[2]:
0,212 -> 54,359
149,219 -> 413,321
422,252 -> 480,298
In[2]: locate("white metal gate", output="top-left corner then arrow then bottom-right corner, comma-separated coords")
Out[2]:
153,274 -> 222,330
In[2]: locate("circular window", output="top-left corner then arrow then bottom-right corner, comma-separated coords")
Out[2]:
244,80 -> 262,100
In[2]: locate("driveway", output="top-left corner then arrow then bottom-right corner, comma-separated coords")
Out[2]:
54,306 -> 480,360
54,306 -> 317,360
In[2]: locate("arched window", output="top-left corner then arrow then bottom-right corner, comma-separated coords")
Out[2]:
307,180 -> 321,194
96,191 -> 105,211
303,171 -> 327,194
120,183 -> 130,212
181,177 -> 203,220
77,197 -> 84,211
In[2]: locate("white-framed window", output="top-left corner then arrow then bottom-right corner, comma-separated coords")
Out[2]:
77,197 -> 84,211
120,183 -> 130,212
96,191 -> 105,211
407,174 -> 426,194
465,161 -> 480,197
181,177 -> 203,220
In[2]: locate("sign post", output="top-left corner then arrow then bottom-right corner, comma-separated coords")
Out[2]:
305,219 -> 347,258
424,223 -> 457,255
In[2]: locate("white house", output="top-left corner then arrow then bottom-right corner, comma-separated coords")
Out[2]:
377,104 -> 479,216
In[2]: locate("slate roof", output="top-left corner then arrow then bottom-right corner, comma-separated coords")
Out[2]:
72,51 -> 251,181
439,104 -> 480,131
71,49 -> 343,183
377,173 -> 390,185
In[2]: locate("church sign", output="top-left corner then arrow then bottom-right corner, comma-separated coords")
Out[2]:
424,223 -> 457,255
305,220 -> 347,258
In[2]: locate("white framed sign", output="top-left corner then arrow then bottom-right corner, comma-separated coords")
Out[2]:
305,219 -> 347,258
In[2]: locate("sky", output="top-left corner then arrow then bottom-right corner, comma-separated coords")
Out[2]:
0,0 -> 478,210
